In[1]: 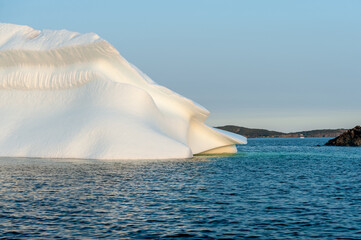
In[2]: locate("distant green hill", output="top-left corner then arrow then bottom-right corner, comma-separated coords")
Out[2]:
216,125 -> 284,138
216,125 -> 347,138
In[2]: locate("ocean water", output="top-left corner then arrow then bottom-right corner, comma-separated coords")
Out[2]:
0,138 -> 360,239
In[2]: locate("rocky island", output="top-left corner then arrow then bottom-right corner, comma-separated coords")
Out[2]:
325,126 -> 361,146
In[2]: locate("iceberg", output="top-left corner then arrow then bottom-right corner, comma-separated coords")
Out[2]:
0,23 -> 246,160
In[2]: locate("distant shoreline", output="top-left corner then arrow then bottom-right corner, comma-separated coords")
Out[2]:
246,136 -> 333,139
216,125 -> 347,139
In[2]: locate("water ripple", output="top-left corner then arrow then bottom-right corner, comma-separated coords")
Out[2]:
0,138 -> 361,239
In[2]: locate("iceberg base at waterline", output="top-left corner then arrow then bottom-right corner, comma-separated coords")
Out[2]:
0,23 -> 246,160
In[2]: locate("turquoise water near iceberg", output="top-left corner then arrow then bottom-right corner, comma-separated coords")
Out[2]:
0,137 -> 360,239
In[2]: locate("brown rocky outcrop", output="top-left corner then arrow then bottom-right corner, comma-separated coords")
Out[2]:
325,126 -> 361,146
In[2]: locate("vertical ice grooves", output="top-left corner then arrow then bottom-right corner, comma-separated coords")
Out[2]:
0,68 -> 97,89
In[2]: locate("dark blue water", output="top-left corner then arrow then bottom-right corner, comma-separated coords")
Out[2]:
0,138 -> 361,239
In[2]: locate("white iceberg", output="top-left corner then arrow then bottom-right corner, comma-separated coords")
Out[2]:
0,23 -> 246,160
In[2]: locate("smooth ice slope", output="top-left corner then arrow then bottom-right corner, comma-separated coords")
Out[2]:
0,23 -> 246,160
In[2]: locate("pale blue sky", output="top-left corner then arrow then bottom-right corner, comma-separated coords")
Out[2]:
1,0 -> 360,132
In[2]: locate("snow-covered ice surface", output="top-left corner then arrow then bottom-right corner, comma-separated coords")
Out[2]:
0,23 -> 246,160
